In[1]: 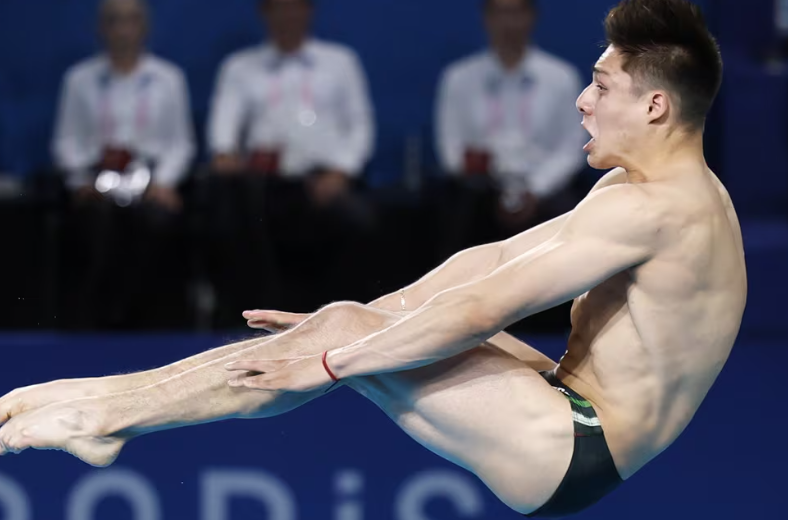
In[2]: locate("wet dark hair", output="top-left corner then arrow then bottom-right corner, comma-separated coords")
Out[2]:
605,0 -> 722,130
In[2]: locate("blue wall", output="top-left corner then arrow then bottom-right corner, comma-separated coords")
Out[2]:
0,331 -> 784,519
0,0 -> 717,183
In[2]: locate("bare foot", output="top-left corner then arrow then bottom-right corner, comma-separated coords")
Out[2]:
0,397 -> 125,467
0,378 -> 116,427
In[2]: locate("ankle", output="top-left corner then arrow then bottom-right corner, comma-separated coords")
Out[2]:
96,392 -> 145,439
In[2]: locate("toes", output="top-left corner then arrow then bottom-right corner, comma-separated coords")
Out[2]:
0,393 -> 18,427
0,420 -> 38,456
0,431 -> 24,455
0,423 -> 12,455
0,397 -> 27,427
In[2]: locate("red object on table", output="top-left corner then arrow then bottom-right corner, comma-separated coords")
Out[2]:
99,148 -> 133,172
248,149 -> 281,175
463,148 -> 492,175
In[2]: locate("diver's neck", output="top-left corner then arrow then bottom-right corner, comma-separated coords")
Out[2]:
624,133 -> 706,183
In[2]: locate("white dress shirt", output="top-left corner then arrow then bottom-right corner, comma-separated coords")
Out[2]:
52,54 -> 196,189
208,39 -> 375,178
436,47 -> 587,198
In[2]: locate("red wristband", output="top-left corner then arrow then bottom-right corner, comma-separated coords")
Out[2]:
322,351 -> 339,382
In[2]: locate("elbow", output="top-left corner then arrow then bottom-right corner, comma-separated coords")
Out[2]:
434,289 -> 499,338
472,298 -> 504,335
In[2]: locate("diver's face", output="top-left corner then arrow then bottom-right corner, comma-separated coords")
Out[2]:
577,46 -> 647,170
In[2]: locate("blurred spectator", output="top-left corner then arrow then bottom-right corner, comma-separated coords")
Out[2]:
52,0 -> 195,329
204,0 -> 376,322
779,0 -> 788,58
433,0 -> 587,256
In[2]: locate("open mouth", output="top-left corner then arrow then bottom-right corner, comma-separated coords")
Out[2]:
583,137 -> 596,152
581,120 -> 596,153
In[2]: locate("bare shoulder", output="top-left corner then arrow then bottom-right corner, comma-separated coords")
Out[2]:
589,167 -> 629,193
706,170 -> 746,256
561,183 -> 666,247
707,171 -> 740,218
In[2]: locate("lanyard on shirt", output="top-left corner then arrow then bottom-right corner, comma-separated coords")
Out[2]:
266,58 -> 317,127
486,75 -> 535,138
98,71 -> 153,144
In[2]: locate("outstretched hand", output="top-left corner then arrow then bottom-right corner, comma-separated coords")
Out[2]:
225,354 -> 336,394
243,310 -> 310,333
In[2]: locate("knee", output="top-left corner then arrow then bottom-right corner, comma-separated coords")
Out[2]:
320,301 -> 368,320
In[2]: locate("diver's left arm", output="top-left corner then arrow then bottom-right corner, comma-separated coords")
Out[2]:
328,186 -> 662,379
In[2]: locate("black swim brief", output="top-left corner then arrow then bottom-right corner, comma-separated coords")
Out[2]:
525,370 -> 623,518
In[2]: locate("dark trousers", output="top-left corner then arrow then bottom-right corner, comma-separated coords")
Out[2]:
0,185 -> 54,329
62,195 -> 186,330
200,173 -> 378,328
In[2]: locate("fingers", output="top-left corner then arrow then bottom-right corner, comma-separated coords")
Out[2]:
228,373 -> 280,391
225,359 -> 287,374
225,359 -> 297,391
242,310 -> 286,332
228,371 -> 306,393
242,311 -> 308,331
246,321 -> 283,333
224,359 -> 295,391
242,310 -> 284,322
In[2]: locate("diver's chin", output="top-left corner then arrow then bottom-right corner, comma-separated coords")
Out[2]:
586,151 -> 616,171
